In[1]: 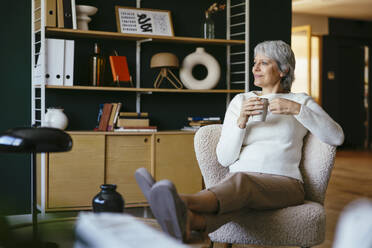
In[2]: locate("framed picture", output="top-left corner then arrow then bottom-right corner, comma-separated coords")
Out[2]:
115,6 -> 174,36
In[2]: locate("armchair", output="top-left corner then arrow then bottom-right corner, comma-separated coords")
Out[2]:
194,124 -> 337,248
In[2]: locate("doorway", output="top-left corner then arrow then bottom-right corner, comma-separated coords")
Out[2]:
322,36 -> 370,149
291,25 -> 321,104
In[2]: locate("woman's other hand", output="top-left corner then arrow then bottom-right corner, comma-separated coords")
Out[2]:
269,98 -> 301,115
237,97 -> 264,128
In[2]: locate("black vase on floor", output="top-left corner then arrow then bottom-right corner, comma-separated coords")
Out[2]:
92,184 -> 125,213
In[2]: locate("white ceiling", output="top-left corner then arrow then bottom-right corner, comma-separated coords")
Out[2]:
292,0 -> 372,21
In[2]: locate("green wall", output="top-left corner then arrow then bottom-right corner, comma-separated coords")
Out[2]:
0,0 -> 31,214
249,0 -> 292,90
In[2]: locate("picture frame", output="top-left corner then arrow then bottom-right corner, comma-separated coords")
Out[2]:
115,6 -> 174,37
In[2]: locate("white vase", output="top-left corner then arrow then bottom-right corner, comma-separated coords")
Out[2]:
76,5 -> 98,31
44,108 -> 69,130
180,47 -> 220,89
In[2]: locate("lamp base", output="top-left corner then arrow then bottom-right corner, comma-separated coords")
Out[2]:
153,68 -> 183,89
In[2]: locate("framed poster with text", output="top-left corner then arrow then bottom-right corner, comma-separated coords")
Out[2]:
115,6 -> 174,36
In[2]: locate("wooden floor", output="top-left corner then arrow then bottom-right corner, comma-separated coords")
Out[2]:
216,149 -> 372,248
317,150 -> 372,248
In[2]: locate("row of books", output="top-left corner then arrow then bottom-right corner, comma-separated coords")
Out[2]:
95,103 -> 122,131
181,116 -> 222,131
94,103 -> 157,132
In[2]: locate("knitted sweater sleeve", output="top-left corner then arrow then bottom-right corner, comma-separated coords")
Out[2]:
294,95 -> 344,146
216,94 -> 246,167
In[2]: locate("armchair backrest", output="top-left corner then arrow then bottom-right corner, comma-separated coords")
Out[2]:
194,125 -> 228,188
194,124 -> 337,205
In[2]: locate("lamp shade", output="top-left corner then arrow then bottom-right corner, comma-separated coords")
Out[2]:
150,52 -> 179,68
0,127 -> 72,153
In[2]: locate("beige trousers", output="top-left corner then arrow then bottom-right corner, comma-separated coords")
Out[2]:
204,172 -> 305,233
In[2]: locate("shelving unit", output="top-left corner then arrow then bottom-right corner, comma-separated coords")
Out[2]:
31,0 -> 248,214
32,0 -> 247,128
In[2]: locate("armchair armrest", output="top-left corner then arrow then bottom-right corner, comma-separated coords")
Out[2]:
300,133 -> 337,204
194,124 -> 229,188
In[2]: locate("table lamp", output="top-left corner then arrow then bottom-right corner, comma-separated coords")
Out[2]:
0,127 -> 72,246
150,52 -> 183,89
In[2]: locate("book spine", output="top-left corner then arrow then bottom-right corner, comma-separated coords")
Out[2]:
63,0 -> 73,28
119,112 -> 149,117
107,103 -> 118,131
98,103 -> 113,131
45,0 -> 57,27
187,117 -> 221,121
109,56 -> 118,83
94,103 -> 104,131
45,38 -> 65,86
117,118 -> 150,127
114,128 -> 157,132
112,102 -> 122,128
114,126 -> 158,132
188,120 -> 221,126
57,0 -> 64,28
119,126 -> 157,129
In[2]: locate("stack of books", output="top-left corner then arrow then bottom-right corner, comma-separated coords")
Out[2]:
181,117 -> 222,131
114,112 -> 157,132
95,102 -> 122,131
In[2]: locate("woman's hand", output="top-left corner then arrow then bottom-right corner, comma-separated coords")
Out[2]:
269,98 -> 301,115
237,97 -> 264,128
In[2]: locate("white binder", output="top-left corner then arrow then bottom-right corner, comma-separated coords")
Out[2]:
45,38 -> 65,86
64,40 -> 75,86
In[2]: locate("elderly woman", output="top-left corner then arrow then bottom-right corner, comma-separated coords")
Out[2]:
135,40 -> 344,242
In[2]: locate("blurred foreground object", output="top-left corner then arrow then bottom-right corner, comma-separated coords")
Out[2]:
333,198 -> 372,248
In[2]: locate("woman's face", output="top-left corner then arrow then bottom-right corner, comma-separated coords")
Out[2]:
252,53 -> 285,91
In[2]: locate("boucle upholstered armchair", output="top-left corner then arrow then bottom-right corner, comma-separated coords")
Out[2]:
194,124 -> 337,248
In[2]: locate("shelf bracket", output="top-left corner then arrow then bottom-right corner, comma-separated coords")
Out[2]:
135,38 -> 153,113
138,38 -> 153,44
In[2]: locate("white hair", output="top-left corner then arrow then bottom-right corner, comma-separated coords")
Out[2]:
254,40 -> 296,92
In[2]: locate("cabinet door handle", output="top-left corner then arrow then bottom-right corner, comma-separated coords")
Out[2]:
144,138 -> 148,143
157,138 -> 160,143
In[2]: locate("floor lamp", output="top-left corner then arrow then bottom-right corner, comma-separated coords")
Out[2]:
0,127 -> 72,246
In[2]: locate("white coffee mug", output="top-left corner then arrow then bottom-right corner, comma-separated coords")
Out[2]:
250,98 -> 269,122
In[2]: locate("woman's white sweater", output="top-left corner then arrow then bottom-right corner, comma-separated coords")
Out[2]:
216,91 -> 344,182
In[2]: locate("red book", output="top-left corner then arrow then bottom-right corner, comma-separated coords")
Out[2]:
109,56 -> 131,83
98,103 -> 113,131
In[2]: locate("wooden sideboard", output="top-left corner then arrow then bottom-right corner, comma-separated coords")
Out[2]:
37,131 -> 202,212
